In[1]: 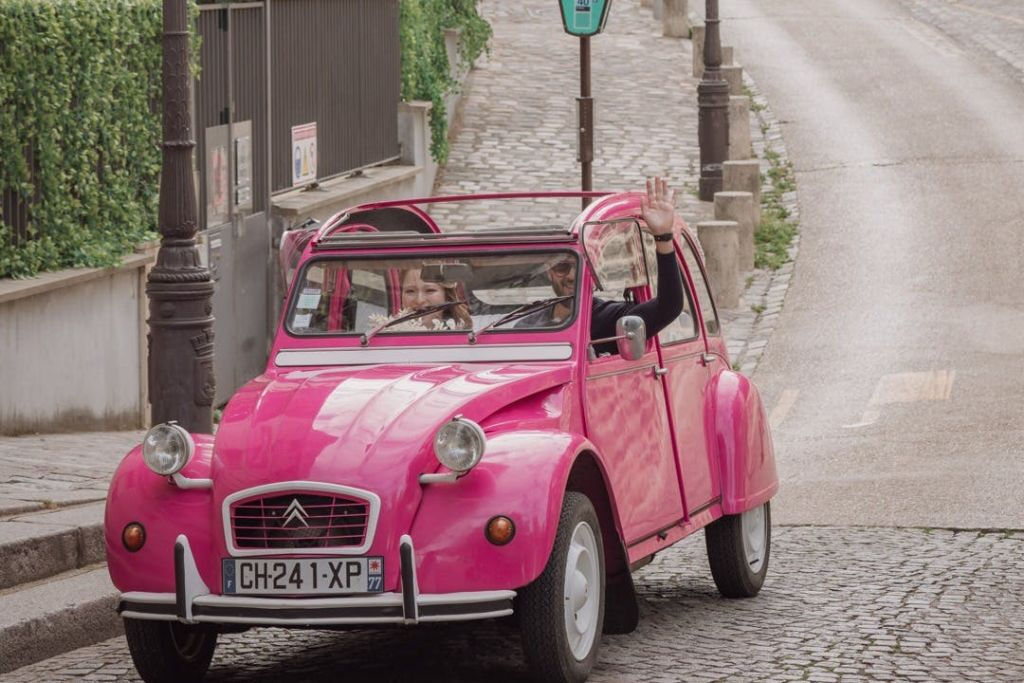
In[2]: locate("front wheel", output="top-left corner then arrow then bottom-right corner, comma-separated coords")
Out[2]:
124,618 -> 218,683
705,501 -> 771,598
519,491 -> 605,683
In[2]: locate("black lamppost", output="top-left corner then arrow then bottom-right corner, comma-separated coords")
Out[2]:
146,0 -> 215,432
697,0 -> 729,201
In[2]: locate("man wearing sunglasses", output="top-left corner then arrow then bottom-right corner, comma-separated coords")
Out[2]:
517,177 -> 685,354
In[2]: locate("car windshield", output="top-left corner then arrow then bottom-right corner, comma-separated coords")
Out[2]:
286,251 -> 581,336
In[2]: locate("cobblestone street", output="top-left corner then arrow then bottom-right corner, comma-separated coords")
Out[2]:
900,0 -> 1024,81
6,527 -> 1023,681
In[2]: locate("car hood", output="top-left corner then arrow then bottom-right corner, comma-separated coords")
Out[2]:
211,362 -> 573,502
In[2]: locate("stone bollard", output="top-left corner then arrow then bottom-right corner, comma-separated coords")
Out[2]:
697,221 -> 740,308
714,192 -> 756,272
663,0 -> 688,38
653,0 -> 664,20
723,160 -> 763,226
728,96 -> 752,161
722,45 -> 734,66
721,64 -> 744,95
691,24 -> 705,78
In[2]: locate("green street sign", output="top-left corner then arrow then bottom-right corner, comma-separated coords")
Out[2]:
559,0 -> 613,37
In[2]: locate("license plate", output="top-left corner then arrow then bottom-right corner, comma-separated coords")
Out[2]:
222,557 -> 384,595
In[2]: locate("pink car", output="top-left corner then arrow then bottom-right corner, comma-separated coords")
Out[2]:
105,191 -> 778,683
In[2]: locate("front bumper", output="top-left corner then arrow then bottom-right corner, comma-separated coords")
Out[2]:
117,534 -> 514,627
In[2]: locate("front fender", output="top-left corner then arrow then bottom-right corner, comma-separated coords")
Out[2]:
104,436 -> 217,593
707,371 -> 779,515
408,430 -> 595,594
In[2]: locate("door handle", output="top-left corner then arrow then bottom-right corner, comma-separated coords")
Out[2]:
652,366 -> 668,377
701,353 -> 716,367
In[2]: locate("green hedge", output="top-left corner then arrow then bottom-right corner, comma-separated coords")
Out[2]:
399,0 -> 491,164
1,0 -> 488,279
0,0 -> 176,279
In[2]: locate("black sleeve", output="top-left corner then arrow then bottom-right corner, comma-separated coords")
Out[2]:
628,251 -> 685,338
589,251 -> 685,349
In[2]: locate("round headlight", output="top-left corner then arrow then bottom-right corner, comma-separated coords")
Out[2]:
141,422 -> 195,476
433,417 -> 485,473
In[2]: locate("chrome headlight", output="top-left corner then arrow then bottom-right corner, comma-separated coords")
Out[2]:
433,417 -> 485,473
141,422 -> 195,476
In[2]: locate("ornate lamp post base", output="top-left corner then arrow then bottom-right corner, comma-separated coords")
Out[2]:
147,0 -> 215,433
697,0 -> 729,202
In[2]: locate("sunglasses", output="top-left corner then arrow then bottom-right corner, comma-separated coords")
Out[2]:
550,262 -> 576,275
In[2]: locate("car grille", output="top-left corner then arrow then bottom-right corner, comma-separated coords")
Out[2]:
229,491 -> 369,550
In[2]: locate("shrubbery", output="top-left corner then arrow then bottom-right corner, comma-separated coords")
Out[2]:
0,0 -> 491,279
0,0 -> 168,278
399,0 -> 491,164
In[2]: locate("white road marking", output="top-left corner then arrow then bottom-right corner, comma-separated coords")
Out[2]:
769,389 -> 799,431
844,370 -> 955,429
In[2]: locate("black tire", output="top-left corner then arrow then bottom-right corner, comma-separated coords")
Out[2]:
519,491 -> 606,683
705,501 -> 771,598
124,618 -> 218,682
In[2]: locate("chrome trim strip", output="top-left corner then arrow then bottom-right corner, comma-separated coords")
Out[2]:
171,472 -> 213,490
117,589 -> 516,626
399,534 -> 419,624
418,472 -> 460,485
175,535 -> 210,623
275,343 -> 574,366
221,481 -> 381,557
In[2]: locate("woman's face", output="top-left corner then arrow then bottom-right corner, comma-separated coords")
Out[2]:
401,269 -> 446,326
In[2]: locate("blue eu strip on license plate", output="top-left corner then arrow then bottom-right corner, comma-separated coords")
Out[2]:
222,557 -> 384,595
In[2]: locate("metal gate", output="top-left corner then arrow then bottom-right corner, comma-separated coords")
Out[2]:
193,0 -> 400,404
196,2 -> 271,405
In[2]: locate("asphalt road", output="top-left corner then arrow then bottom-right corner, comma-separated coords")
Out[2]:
725,0 -> 1024,529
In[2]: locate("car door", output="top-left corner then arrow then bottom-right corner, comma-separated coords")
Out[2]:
644,231 -> 720,516
581,220 -> 685,544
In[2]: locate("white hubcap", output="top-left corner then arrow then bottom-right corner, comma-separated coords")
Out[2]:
563,521 -> 600,660
742,504 -> 767,574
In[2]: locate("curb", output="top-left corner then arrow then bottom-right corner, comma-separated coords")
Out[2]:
721,72 -> 801,375
0,501 -> 106,590
0,566 -> 122,675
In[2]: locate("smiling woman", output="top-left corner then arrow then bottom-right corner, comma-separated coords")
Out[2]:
285,251 -> 582,336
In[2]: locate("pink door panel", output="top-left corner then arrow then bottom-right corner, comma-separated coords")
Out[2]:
585,354 -> 684,543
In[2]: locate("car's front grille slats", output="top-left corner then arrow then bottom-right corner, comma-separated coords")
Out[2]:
229,492 -> 369,550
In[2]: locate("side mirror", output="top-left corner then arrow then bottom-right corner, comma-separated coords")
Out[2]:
616,316 -> 646,361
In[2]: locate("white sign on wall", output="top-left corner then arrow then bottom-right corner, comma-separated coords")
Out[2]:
291,122 -> 318,187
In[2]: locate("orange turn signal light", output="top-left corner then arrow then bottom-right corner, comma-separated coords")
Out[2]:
485,515 -> 515,546
122,522 -> 146,552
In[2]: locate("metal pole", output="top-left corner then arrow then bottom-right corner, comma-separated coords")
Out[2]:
697,0 -> 729,201
147,0 -> 216,432
578,35 -> 594,210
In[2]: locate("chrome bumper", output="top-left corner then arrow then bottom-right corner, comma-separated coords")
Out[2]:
117,534 -> 514,627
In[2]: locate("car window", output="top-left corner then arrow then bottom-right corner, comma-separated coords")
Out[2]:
680,238 -> 720,336
641,232 -> 699,344
285,251 -> 581,336
581,219 -> 648,298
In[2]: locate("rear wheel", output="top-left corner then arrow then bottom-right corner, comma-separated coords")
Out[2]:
124,618 -> 218,682
519,491 -> 605,682
705,501 -> 771,598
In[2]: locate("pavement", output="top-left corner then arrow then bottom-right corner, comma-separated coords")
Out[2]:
5,0 -> 1024,680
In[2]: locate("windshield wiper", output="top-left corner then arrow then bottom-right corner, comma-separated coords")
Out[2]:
468,295 -> 575,343
360,301 -> 467,346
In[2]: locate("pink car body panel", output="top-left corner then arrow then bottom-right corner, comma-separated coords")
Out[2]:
105,190 -> 777,616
